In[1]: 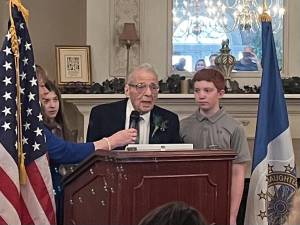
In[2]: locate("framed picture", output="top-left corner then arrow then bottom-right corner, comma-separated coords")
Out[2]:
56,46 -> 91,85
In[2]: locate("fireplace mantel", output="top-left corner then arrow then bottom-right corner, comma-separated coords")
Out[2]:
61,93 -> 300,177
61,93 -> 300,141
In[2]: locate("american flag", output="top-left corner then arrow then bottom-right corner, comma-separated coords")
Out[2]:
0,5 -> 55,225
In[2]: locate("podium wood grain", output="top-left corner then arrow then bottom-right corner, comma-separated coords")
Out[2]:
63,150 -> 236,225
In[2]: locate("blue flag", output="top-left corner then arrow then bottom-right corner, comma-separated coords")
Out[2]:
244,20 -> 297,225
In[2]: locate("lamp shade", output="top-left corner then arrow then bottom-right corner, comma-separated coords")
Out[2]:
119,23 -> 139,45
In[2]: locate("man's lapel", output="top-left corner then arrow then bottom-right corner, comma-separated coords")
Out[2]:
110,99 -> 128,150
149,106 -> 163,144
149,109 -> 155,143
114,99 -> 127,130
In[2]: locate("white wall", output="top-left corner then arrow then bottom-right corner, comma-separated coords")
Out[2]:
0,0 -> 86,81
139,0 -> 170,77
87,0 -> 300,83
1,1 -> 299,83
87,0 -> 110,83
286,0 -> 300,76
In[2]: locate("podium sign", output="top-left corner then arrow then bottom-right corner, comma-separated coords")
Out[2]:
63,150 -> 236,225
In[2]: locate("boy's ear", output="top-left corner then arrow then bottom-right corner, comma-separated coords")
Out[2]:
218,89 -> 225,97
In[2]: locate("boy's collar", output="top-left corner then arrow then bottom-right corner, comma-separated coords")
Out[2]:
196,106 -> 224,123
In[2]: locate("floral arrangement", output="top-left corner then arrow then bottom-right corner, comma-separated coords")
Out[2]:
151,114 -> 168,138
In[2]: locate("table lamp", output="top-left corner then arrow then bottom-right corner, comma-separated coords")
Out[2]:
119,23 -> 139,77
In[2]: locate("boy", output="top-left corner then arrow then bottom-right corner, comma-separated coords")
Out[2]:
180,68 -> 251,225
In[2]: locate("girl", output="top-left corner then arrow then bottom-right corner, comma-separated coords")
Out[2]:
42,80 -> 71,140
41,80 -> 71,225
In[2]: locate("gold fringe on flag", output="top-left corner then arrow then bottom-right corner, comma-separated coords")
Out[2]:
259,0 -> 272,22
10,0 -> 29,24
260,12 -> 272,22
9,0 -> 29,185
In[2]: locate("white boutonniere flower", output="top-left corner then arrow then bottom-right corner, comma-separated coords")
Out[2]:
151,115 -> 168,138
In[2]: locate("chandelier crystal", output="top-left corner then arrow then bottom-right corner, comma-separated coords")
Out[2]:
173,0 -> 285,37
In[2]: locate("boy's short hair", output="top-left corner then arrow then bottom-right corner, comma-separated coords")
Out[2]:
192,68 -> 225,91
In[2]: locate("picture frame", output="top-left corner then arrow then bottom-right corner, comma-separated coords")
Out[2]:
56,46 -> 91,85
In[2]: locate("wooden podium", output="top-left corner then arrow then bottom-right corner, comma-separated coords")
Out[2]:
63,150 -> 236,225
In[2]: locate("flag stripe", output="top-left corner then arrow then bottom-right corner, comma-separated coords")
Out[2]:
35,155 -> 56,214
245,128 -> 295,224
0,168 -> 21,216
0,145 -> 35,225
0,216 -> 8,225
26,156 -> 56,224
268,128 -> 294,162
0,143 -> 20,191
21,176 -> 51,225
20,196 -> 34,225
0,192 -> 21,225
252,20 -> 288,170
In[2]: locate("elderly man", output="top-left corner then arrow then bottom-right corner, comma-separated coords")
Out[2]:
36,65 -> 137,224
87,63 -> 181,148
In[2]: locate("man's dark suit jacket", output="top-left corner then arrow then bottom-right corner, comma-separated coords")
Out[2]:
86,99 -> 181,149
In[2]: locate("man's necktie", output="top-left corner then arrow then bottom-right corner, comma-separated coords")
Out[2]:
136,117 -> 144,144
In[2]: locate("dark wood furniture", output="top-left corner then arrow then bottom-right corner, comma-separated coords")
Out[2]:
63,150 -> 236,225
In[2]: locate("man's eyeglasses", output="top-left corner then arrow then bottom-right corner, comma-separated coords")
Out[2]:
128,83 -> 159,93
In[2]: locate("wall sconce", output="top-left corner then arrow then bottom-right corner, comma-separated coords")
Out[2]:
119,23 -> 139,77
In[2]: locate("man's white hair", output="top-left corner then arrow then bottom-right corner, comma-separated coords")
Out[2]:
127,63 -> 158,84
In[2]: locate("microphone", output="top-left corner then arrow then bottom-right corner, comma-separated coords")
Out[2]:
129,111 -> 140,144
129,110 -> 140,130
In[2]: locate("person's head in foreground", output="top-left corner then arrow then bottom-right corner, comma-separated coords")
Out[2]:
192,68 -> 225,117
138,201 -> 208,225
125,63 -> 159,114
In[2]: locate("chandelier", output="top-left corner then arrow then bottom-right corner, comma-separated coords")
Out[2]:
173,0 -> 285,37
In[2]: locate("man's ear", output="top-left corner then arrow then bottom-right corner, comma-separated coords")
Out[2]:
124,84 -> 129,96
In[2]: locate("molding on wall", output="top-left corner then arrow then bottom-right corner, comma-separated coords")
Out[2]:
62,93 -> 300,178
283,0 -> 289,76
86,0 -> 299,82
62,93 -> 300,140
110,0 -> 140,77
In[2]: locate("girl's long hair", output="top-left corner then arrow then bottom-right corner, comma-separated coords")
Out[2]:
43,80 -> 67,139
